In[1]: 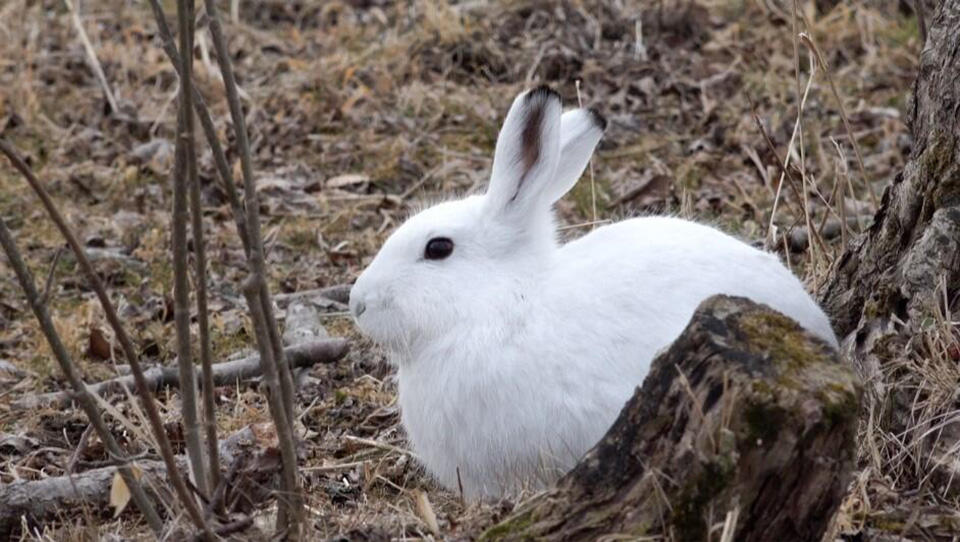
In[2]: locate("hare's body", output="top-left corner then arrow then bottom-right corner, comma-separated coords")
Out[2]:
350,87 -> 838,499
396,215 -> 835,497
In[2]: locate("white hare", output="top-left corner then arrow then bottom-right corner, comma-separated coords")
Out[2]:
349,86 -> 838,499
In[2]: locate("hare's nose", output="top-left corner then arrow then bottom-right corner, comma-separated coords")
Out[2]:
351,299 -> 367,318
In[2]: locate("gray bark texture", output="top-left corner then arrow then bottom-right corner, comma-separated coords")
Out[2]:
481,296 -> 861,542
820,0 -> 960,339
818,0 -> 960,496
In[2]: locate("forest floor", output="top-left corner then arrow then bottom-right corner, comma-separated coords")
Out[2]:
0,0 -> 955,540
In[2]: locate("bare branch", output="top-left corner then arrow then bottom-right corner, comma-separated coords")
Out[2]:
172,0 -> 208,498
146,0 -> 250,255
190,87 -> 221,505
202,0 -> 305,534
241,278 -> 303,536
39,246 -> 63,305
11,339 -> 349,410
0,138 -> 214,539
0,214 -> 163,535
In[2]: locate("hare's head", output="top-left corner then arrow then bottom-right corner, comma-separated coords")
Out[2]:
349,86 -> 605,356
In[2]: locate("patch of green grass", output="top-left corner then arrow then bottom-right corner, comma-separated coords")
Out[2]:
568,176 -> 611,218
479,508 -> 536,541
672,459 -> 735,540
880,15 -> 919,49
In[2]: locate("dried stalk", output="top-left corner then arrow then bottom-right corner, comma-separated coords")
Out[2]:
172,0 -> 208,498
241,279 -> 302,537
62,0 -> 119,114
202,0 -> 304,534
145,0 -> 250,255
176,0 -> 220,496
200,0 -> 297,424
0,217 -> 164,535
798,32 -> 878,208
0,139 -> 214,539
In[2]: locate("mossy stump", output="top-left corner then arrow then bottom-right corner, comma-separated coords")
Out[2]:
481,295 -> 861,542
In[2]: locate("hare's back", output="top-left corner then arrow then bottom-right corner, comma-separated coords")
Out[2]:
556,216 -> 837,347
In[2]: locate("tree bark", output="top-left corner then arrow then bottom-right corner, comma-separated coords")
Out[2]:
481,296 -> 861,542
817,0 -> 960,497
819,1 -> 960,340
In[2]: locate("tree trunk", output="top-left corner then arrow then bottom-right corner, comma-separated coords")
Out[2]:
481,296 -> 861,542
818,0 -> 960,496
820,1 -> 960,339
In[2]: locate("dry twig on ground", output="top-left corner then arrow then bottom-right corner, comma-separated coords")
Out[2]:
11,338 -> 348,410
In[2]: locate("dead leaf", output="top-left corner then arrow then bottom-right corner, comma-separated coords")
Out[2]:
109,464 -> 142,517
413,489 -> 440,536
88,326 -> 112,360
608,173 -> 673,208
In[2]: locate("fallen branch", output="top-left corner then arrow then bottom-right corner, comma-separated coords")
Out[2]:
273,284 -> 351,307
12,339 -> 348,410
0,426 -> 275,538
0,458 -> 178,538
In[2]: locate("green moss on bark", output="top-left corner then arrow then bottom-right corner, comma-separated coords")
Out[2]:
671,460 -> 735,540
479,509 -> 536,542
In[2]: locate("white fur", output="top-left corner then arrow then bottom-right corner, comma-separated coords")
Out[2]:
349,87 -> 838,499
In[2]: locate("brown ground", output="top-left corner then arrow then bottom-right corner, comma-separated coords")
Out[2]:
0,0 -> 953,540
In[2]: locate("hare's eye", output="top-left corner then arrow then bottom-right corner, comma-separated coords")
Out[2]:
424,237 -> 454,260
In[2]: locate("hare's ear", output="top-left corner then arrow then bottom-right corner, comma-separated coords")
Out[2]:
540,108 -> 606,204
483,86 -> 563,216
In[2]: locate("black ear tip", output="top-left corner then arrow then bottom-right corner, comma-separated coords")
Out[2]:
526,85 -> 561,104
587,108 -> 608,131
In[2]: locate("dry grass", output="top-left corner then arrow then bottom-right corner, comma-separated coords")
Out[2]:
0,0 -> 954,540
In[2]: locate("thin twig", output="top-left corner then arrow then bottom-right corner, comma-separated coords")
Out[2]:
750,107 -> 829,258
40,246 -> 63,305
173,0 -> 209,498
791,0 -> 817,270
0,139 -> 214,539
747,108 -> 805,219
176,0 -> 221,497
799,32 -> 878,208
202,0 -> 304,535
0,215 -> 163,534
302,460 -> 370,473
342,435 -> 415,458
766,55 -> 816,240
62,0 -> 119,114
146,0 -> 250,255
66,423 -> 95,474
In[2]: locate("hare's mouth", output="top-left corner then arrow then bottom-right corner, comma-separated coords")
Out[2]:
353,300 -> 408,344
